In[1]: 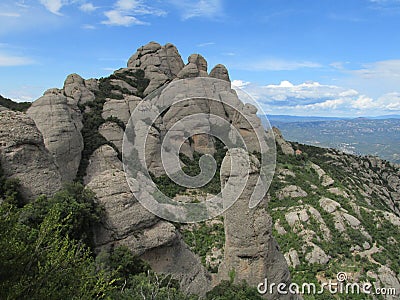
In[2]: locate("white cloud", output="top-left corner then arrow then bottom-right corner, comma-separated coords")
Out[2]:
39,0 -> 65,15
0,53 -> 34,66
0,12 -> 21,17
231,79 -> 250,88
169,0 -> 222,20
102,0 -> 166,26
102,10 -> 147,26
351,60 -> 400,79
337,59 -> 400,98
197,42 -> 215,47
82,24 -> 96,29
232,79 -> 400,116
377,92 -> 400,110
79,3 -> 97,13
237,59 -> 322,71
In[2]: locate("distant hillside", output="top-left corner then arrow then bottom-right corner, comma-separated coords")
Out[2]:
0,94 -> 31,112
268,117 -> 400,164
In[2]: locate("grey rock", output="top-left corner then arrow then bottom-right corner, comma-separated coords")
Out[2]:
102,95 -> 142,125
319,197 -> 341,213
84,145 -> 122,185
218,149 -> 295,299
177,62 -> 201,79
0,110 -> 62,200
273,127 -> 294,155
27,92 -> 83,182
98,122 -> 124,153
285,249 -> 300,268
110,79 -> 137,94
210,64 -> 230,82
141,237 -> 212,297
63,73 -> 95,105
277,185 -> 308,200
127,42 -> 185,96
305,245 -> 330,264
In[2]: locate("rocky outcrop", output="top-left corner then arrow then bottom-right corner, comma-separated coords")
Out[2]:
0,110 -> 62,200
98,122 -> 124,153
218,149 -> 294,300
273,127 -> 294,155
127,42 -> 185,96
277,185 -> 308,200
101,95 -> 142,125
210,64 -> 230,82
27,92 -> 83,182
85,144 -> 211,295
177,54 -> 208,79
63,73 -> 95,105
139,76 -> 265,176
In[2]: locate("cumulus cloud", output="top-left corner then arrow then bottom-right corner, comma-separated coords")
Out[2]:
102,0 -> 166,26
231,79 -> 250,88
232,80 -> 400,116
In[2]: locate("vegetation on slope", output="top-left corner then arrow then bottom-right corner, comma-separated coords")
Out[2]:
76,69 -> 149,182
0,94 -> 31,112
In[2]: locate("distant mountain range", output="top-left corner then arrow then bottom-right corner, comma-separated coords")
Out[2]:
266,115 -> 400,164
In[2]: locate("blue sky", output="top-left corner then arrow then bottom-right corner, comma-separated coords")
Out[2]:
0,0 -> 400,116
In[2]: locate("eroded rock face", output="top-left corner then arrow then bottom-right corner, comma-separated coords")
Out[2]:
140,76 -> 264,175
0,110 -> 62,200
102,95 -> 142,125
27,92 -> 84,182
218,149 -> 295,300
85,145 -> 211,295
98,122 -> 124,153
273,127 -> 294,155
210,64 -> 230,82
63,73 -> 96,105
127,42 -> 185,96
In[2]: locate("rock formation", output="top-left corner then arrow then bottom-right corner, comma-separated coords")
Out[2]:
4,41 -> 398,298
0,110 -> 62,200
218,149 -> 295,300
27,90 -> 84,182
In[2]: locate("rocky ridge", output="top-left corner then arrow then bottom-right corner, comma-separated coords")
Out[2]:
0,41 -> 295,298
1,41 -> 398,299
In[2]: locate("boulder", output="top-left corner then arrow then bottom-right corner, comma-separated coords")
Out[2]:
210,64 -> 230,82
0,110 -> 62,200
63,73 -> 95,105
319,197 -> 341,213
277,185 -> 308,200
127,42 -> 185,96
27,92 -> 83,182
305,245 -> 330,264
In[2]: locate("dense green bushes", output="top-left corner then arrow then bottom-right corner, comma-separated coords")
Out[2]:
0,94 -> 31,112
0,183 -> 114,299
0,161 -> 25,207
